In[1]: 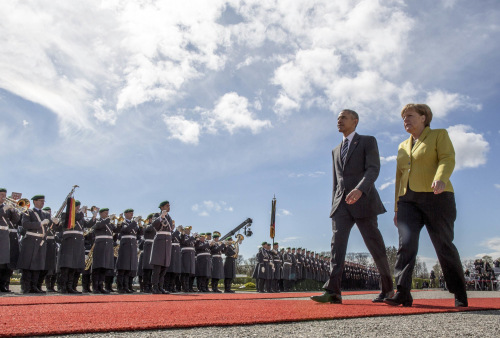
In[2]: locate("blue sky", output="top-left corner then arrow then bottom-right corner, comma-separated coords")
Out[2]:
1,0 -> 499,269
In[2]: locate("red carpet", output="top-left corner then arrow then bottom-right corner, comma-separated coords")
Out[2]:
1,294 -> 498,337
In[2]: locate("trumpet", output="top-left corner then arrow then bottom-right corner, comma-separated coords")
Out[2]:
5,197 -> 30,215
82,205 -> 99,217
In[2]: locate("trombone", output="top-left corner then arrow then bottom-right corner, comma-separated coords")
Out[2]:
5,197 -> 30,215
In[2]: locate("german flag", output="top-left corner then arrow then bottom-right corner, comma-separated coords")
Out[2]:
270,197 -> 276,239
65,197 -> 76,229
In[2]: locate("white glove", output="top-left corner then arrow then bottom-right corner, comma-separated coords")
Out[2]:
41,219 -> 50,226
3,203 -> 12,211
261,267 -> 265,273
161,210 -> 167,218
51,217 -> 60,225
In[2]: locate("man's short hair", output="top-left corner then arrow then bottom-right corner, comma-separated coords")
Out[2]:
341,109 -> 359,121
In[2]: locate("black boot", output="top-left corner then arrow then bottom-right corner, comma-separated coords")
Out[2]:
92,278 -> 101,294
82,274 -> 91,293
152,284 -> 162,294
105,275 -> 115,292
128,276 -> 135,293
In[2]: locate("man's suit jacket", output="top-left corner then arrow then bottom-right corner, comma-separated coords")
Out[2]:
330,133 -> 386,219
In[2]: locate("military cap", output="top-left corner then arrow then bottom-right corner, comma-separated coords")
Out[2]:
31,194 -> 45,200
147,213 -> 154,219
273,242 -> 279,246
0,188 -> 6,193
280,248 -> 285,251
297,247 -> 302,250
286,247 -> 291,250
200,233 -> 206,236
205,232 -> 212,236
291,247 -> 296,250
99,208 -> 109,213
226,237 -> 233,241
42,207 -> 51,211
158,200 -> 169,208
124,208 -> 134,213
75,200 -> 81,206
261,241 -> 268,246
213,231 -> 221,238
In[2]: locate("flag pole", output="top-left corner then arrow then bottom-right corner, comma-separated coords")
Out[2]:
270,195 -> 276,246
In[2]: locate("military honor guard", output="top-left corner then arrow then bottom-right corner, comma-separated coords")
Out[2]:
164,223 -> 182,293
223,237 -> 237,293
193,233 -> 210,292
138,213 -> 155,293
87,208 -> 115,294
0,188 -> 21,293
254,242 -> 272,293
19,195 -> 59,293
150,201 -> 174,294
180,226 -> 196,292
282,247 -> 293,292
115,209 -> 139,293
40,206 -> 58,292
210,231 -> 225,293
270,242 -> 281,293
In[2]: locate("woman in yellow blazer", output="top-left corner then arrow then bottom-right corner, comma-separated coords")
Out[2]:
384,103 -> 467,308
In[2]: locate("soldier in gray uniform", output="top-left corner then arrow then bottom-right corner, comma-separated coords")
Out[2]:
180,226 -> 196,292
0,188 -> 21,293
195,233 -> 211,292
255,242 -> 271,293
19,195 -> 59,294
150,201 -> 174,294
270,242 -> 281,293
210,231 -> 225,293
57,200 -> 87,294
223,237 -> 236,293
139,214 -> 155,293
39,206 -> 58,292
116,208 -> 139,293
88,208 -> 115,294
164,224 -> 182,293
282,247 -> 293,292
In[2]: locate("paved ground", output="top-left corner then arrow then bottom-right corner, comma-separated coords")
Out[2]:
3,288 -> 499,337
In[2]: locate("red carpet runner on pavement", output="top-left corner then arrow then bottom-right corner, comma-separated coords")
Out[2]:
1,292 -> 499,337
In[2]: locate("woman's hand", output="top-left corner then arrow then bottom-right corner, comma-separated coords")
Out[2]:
431,180 -> 446,194
393,212 -> 397,227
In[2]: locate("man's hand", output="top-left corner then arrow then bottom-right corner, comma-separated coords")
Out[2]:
51,217 -> 60,225
431,180 -> 446,194
161,210 -> 167,218
393,212 -> 397,227
3,203 -> 12,211
345,189 -> 362,204
41,219 -> 50,226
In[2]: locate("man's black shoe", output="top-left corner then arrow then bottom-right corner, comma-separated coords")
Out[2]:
310,292 -> 342,304
384,291 -> 413,307
455,292 -> 468,307
372,290 -> 394,303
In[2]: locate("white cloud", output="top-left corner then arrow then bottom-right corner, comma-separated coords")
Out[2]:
379,179 -> 395,191
205,92 -> 271,134
22,120 -> 29,127
162,115 -> 201,145
477,237 -> 500,259
280,236 -> 299,243
278,209 -> 292,216
495,184 -> 500,190
191,200 -> 233,216
380,155 -> 397,165
447,125 -> 489,170
289,171 -> 325,178
426,90 -> 481,118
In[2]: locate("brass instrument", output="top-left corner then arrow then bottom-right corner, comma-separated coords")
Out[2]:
5,197 -> 30,215
232,233 -> 244,258
83,205 -> 99,218
84,243 -> 95,270
114,245 -> 120,258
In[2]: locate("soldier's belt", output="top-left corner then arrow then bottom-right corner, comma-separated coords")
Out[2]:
273,260 -> 280,262
46,236 -> 55,240
63,230 -> 83,236
95,235 -> 113,240
9,229 -> 17,233
0,225 -> 8,231
284,262 -> 292,265
144,239 -> 154,243
26,232 -> 44,238
171,243 -> 180,246
196,252 -> 211,256
212,254 -> 222,258
121,235 -> 136,239
156,231 -> 171,235
263,259 -> 269,261
181,247 -> 195,251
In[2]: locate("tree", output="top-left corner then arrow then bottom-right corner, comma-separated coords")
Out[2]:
385,246 -> 398,277
482,255 -> 493,264
433,261 -> 442,278
421,262 -> 429,279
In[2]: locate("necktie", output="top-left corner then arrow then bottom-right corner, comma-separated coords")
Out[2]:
341,139 -> 349,165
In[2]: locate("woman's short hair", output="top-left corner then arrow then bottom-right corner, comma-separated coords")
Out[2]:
401,103 -> 433,127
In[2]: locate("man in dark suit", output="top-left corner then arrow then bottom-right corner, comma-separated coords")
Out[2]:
311,109 -> 393,304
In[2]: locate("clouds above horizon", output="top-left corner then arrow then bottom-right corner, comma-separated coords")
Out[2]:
0,0 -> 488,147
191,200 -> 234,217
